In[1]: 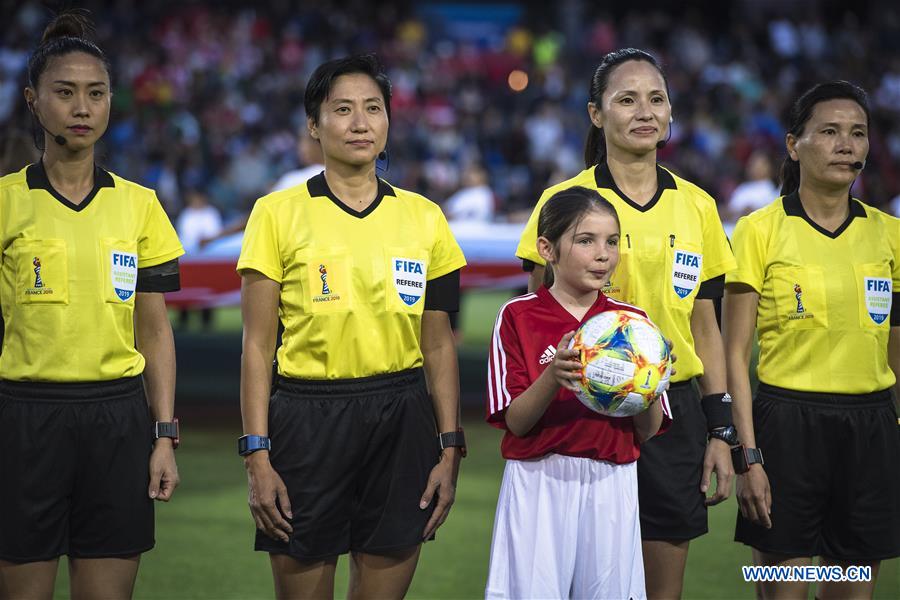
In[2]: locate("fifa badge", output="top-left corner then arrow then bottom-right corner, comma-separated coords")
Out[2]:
864,277 -> 891,324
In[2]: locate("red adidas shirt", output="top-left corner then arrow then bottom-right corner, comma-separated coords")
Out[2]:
486,286 -> 672,463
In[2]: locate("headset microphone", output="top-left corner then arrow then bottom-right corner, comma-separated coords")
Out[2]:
29,104 -> 67,146
656,128 -> 672,150
851,161 -> 864,170
40,120 -> 67,146
656,117 -> 674,149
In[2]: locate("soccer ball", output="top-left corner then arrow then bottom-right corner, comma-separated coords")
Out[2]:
567,310 -> 671,417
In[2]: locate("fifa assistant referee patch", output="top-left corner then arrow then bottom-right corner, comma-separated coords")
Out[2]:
392,257 -> 426,306
110,250 -> 138,301
671,249 -> 702,299
864,277 -> 892,325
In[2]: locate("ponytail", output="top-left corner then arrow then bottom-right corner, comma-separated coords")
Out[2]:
584,125 -> 607,169
778,157 -> 801,196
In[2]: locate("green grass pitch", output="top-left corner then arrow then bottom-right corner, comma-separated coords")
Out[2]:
50,423 -> 897,599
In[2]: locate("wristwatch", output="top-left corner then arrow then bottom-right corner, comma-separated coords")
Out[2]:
708,425 -> 739,447
438,428 -> 467,458
238,434 -> 271,457
731,445 -> 764,474
153,419 -> 179,449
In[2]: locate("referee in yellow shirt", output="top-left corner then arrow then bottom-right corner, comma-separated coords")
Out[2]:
0,13 -> 183,600
725,81 -> 900,599
237,55 -> 466,598
516,49 -> 737,598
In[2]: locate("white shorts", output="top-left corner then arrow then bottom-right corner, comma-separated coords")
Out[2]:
485,454 -> 645,600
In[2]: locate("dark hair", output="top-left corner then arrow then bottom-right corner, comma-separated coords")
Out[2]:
584,48 -> 670,168
27,10 -> 111,89
27,11 -> 111,151
303,54 -> 392,125
779,81 -> 870,196
537,186 -> 620,287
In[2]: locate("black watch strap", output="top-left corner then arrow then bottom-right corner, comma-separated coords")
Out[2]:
154,419 -> 179,449
438,429 -> 467,457
731,445 -> 764,474
708,425 -> 739,446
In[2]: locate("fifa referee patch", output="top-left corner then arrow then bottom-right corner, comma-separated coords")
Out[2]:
864,277 -> 891,325
111,250 -> 138,301
392,257 -> 426,306
672,249 -> 702,299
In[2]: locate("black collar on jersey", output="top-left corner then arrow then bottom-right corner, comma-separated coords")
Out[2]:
26,159 -> 114,213
593,162 -> 677,213
782,191 -> 866,239
306,172 -> 395,219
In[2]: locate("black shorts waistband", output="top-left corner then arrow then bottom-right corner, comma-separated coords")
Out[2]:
275,368 -> 425,398
0,376 -> 144,403
668,379 -> 694,391
757,383 -> 893,409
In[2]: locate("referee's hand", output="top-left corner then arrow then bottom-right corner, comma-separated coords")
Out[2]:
701,438 -> 734,506
246,453 -> 293,543
148,439 -> 180,502
420,448 -> 462,540
736,464 -> 772,529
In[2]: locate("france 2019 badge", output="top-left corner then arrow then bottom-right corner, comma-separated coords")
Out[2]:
864,277 -> 891,324
111,250 -> 138,301
672,250 -> 702,299
392,257 -> 426,306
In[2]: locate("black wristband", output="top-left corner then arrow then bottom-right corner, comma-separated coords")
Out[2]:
701,393 -> 733,430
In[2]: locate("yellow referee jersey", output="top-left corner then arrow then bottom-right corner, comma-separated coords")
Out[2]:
0,162 -> 184,382
517,163 -> 736,382
727,193 -> 899,394
238,173 -> 466,380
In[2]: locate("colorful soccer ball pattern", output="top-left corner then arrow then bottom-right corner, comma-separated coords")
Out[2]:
567,309 -> 671,417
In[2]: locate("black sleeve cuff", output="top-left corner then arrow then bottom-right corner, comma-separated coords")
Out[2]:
522,259 -> 535,272
136,258 -> 181,293
892,293 -> 900,326
424,269 -> 461,312
696,274 -> 725,299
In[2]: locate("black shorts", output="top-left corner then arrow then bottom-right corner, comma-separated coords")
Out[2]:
735,384 -> 900,561
638,381 -> 709,541
255,368 -> 438,560
0,377 -> 154,562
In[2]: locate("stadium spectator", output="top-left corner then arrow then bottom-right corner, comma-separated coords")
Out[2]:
725,150 -> 779,221
3,2 -> 897,221
176,187 -> 223,329
444,162 -> 495,222
270,124 -> 325,192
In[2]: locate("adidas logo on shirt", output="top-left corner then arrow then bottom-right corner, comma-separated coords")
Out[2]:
539,345 -> 556,365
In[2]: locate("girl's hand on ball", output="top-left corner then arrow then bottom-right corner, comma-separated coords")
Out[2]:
553,331 -> 583,392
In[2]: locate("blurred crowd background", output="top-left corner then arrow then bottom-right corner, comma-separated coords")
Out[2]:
2,0 -> 899,231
